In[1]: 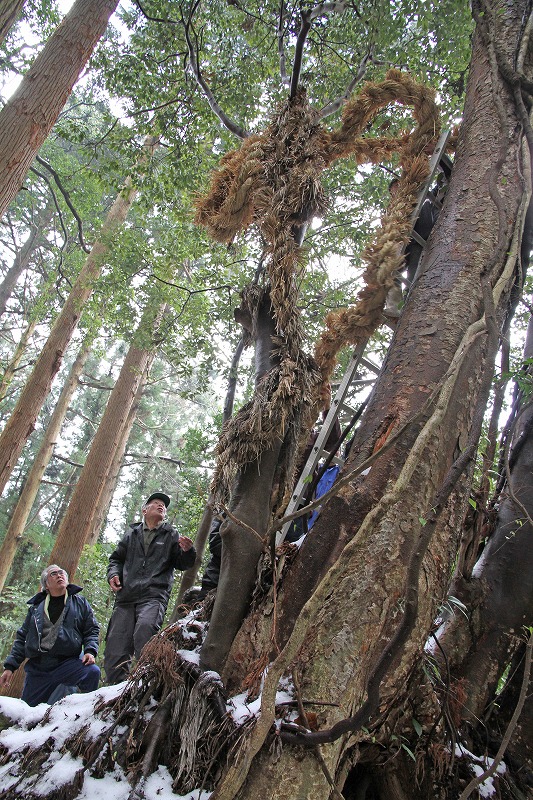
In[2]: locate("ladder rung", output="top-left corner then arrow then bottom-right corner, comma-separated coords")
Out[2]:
411,231 -> 427,248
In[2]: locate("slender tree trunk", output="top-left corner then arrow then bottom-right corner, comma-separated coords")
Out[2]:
174,336 -> 245,607
0,318 -> 37,405
0,0 -> 119,219
48,302 -> 167,579
0,339 -> 91,592
0,137 -> 157,500
0,0 -> 25,44
0,203 -> 54,318
84,354 -> 153,546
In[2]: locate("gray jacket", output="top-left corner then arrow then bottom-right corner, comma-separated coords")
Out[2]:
107,521 -> 196,606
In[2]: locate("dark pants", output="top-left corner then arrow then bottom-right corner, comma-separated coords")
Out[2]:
104,599 -> 166,684
22,656 -> 100,707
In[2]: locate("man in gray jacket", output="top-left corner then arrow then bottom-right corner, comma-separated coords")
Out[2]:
104,492 -> 195,684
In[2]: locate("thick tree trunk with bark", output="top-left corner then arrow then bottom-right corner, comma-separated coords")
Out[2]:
48,302 -> 166,579
0,339 -> 91,591
0,0 -> 119,219
208,3 -> 532,797
0,137 -> 157,501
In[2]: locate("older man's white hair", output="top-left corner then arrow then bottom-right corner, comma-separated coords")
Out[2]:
40,564 -> 68,592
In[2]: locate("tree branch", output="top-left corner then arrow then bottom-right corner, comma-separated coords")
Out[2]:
34,155 -> 91,252
277,0 -> 289,87
182,1 -> 248,139
290,2 -> 352,98
318,49 -> 372,119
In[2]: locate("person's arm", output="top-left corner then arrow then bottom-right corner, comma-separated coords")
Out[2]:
172,530 -> 196,570
80,598 -> 100,659
3,609 -> 32,673
107,529 -> 130,591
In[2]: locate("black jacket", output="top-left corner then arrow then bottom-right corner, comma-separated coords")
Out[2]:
107,521 -> 196,605
4,585 -> 100,672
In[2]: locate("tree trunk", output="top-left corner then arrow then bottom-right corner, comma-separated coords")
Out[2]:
0,0 -> 119,220
209,2 -> 532,796
84,351 -> 152,546
174,336 -> 245,607
436,316 -> 533,726
0,136 -> 157,500
0,318 -> 37,405
48,301 -> 167,579
199,292 -> 284,673
0,338 -> 91,592
0,0 -> 25,45
0,203 -> 54,318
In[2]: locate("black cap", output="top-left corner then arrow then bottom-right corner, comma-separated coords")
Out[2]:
144,492 -> 171,508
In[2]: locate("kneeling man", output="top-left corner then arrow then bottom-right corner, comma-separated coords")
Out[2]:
0,564 -> 100,706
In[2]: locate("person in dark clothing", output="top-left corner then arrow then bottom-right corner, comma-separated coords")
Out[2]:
385,179 -> 443,313
0,565 -> 100,706
104,491 -> 196,684
199,516 -> 223,596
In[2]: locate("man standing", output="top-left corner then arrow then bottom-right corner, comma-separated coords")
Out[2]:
0,565 -> 100,706
104,491 -> 196,684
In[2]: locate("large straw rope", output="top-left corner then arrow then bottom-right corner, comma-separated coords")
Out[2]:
195,70 -> 442,502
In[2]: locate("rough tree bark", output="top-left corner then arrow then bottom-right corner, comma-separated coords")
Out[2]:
205,2 -> 533,797
0,0 -> 119,220
0,136 -> 157,501
0,0 -> 25,45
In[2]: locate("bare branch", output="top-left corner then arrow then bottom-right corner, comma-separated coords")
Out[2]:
290,1 -> 352,98
318,49 -> 373,119
34,155 -> 91,252
182,1 -> 249,139
277,1 -> 289,87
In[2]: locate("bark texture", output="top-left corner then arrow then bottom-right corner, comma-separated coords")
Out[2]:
0,0 -> 119,219
0,0 -> 25,45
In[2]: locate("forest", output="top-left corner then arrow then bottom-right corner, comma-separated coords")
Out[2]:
0,0 -> 531,798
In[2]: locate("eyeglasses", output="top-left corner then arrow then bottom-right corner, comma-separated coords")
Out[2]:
48,569 -> 66,578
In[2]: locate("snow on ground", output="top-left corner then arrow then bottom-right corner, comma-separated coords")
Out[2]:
0,687 -> 213,799
454,742 -> 507,798
0,666 -> 295,798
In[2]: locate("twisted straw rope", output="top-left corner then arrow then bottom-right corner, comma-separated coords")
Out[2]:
195,70 -> 442,502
